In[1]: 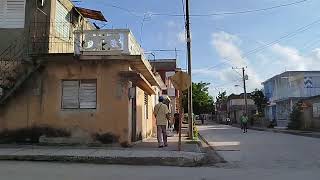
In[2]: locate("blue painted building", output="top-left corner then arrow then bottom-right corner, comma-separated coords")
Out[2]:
262,71 -> 320,128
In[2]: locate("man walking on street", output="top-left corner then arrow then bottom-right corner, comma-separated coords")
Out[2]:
154,96 -> 170,148
240,113 -> 248,133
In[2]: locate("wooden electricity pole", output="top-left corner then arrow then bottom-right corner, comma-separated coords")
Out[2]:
233,67 -> 248,115
185,0 -> 193,139
242,67 -> 248,115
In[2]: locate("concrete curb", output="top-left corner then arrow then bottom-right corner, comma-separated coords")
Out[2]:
0,153 -> 207,167
198,134 -> 227,164
263,128 -> 320,138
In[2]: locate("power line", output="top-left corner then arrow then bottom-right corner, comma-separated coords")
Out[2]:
96,0 -> 309,19
205,17 -> 320,70
147,49 -> 182,52
96,1 -> 143,18
232,68 -> 243,78
181,0 -> 186,19
209,79 -> 242,89
151,0 -> 309,17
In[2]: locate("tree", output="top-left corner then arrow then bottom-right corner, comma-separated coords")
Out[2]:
216,91 -> 227,105
251,89 -> 268,115
182,82 -> 215,115
288,101 -> 303,130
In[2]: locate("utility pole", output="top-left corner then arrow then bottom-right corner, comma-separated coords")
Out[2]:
242,67 -> 248,115
233,67 -> 248,115
185,0 -> 193,138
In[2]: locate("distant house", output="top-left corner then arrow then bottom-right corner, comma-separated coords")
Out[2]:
262,71 -> 320,128
150,59 -> 180,116
0,0 -> 164,145
227,93 -> 256,124
298,95 -> 320,129
215,100 -> 227,123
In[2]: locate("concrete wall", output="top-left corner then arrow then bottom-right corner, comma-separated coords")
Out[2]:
0,29 -> 24,53
302,97 -> 320,129
0,0 -> 94,54
229,99 -> 255,106
0,0 -> 50,53
264,71 -> 320,102
135,87 -> 153,140
48,0 -> 95,54
0,60 -> 135,144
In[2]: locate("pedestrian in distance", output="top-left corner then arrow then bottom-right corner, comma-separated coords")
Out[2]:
201,116 -> 204,125
240,113 -> 248,133
154,96 -> 170,148
226,117 -> 231,125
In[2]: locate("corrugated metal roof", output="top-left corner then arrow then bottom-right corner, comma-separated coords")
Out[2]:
75,7 -> 107,22
150,59 -> 177,71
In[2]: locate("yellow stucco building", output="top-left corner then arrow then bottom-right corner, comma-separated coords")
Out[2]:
0,0 -> 163,145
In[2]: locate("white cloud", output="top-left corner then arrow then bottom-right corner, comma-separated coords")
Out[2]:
193,68 -> 240,82
270,43 -> 320,71
211,31 -> 246,67
210,31 -> 262,95
271,44 -> 307,70
165,21 -> 186,47
167,20 -> 176,28
177,30 -> 186,43
197,32 -> 320,97
311,48 -> 320,59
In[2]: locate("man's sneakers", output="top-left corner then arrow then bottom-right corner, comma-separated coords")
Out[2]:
158,144 -> 168,148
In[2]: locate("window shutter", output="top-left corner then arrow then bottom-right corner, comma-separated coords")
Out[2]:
79,80 -> 97,109
55,0 -> 70,39
0,1 -> 4,27
0,0 -> 26,28
62,81 -> 79,109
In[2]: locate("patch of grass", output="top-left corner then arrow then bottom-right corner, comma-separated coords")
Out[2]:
185,140 -> 200,144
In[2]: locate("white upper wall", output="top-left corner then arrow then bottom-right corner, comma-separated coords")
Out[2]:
264,71 -> 320,101
229,99 -> 255,106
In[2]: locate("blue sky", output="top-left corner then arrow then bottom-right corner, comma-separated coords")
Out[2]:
78,0 -> 320,97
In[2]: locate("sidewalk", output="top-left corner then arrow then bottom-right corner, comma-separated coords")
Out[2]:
0,146 -> 206,167
0,127 -> 211,167
233,124 -> 320,138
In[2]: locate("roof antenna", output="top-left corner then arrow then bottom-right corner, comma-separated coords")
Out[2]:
93,23 -> 100,29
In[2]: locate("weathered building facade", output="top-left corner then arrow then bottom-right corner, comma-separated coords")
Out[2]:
263,71 -> 320,128
0,0 -> 162,145
227,93 -> 256,124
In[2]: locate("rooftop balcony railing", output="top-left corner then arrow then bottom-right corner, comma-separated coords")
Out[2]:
74,29 -> 152,70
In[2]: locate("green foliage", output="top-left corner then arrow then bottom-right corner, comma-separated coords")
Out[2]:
193,122 -> 199,139
216,91 -> 227,104
288,101 -> 303,130
251,89 -> 268,115
182,82 -> 215,114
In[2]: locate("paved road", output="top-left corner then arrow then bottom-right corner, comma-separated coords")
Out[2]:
199,124 -> 320,169
0,160 -> 318,180
0,124 -> 319,180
